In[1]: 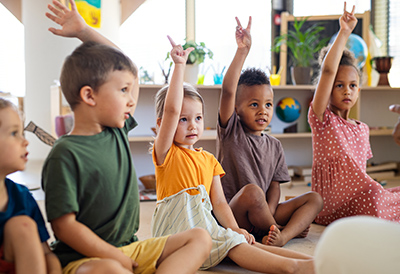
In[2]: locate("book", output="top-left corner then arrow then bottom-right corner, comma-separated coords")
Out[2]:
367,171 -> 396,181
366,162 -> 398,173
293,166 -> 312,176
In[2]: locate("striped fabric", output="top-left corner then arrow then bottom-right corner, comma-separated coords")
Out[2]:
151,185 -> 247,270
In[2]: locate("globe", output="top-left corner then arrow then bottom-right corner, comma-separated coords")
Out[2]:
276,97 -> 301,123
329,33 -> 368,68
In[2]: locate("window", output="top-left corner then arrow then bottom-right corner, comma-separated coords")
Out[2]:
0,4 -> 25,97
195,0 -> 272,85
120,0 -> 272,85
388,0 -> 400,87
119,0 -> 186,85
293,0 -> 370,16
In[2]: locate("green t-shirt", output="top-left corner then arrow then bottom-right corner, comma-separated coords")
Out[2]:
42,116 -> 139,267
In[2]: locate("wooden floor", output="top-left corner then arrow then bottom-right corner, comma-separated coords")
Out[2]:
10,160 -> 400,273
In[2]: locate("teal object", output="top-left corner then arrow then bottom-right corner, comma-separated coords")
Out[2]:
275,97 -> 301,123
330,33 -> 368,68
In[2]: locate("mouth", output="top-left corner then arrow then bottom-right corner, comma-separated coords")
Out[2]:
186,134 -> 198,139
124,112 -> 130,119
22,152 -> 28,161
256,118 -> 268,124
343,98 -> 351,103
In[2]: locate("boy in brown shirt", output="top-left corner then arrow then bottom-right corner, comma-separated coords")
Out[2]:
217,17 -> 323,247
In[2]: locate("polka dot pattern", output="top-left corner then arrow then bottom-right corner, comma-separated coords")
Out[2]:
308,107 -> 400,225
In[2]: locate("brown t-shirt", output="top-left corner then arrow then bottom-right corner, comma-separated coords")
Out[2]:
217,113 -> 290,202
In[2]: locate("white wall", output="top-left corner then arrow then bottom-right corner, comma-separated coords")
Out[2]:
23,0 -> 120,160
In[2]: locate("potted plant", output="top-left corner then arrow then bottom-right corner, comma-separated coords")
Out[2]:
273,17 -> 329,85
166,40 -> 213,84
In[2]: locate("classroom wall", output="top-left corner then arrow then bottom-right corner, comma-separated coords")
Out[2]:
22,0 -> 120,160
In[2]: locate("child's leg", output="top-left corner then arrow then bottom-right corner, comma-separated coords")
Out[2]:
229,184 -> 276,234
228,243 -> 314,274
3,216 -> 46,274
266,191 -> 323,247
156,228 -> 212,274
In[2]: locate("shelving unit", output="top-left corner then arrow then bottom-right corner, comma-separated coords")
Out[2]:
50,84 -> 400,179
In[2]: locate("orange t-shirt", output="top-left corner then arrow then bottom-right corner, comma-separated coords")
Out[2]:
153,143 -> 225,201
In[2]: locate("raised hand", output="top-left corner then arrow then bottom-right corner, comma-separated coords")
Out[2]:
46,0 -> 87,38
235,16 -> 252,50
167,35 -> 194,65
339,2 -> 357,33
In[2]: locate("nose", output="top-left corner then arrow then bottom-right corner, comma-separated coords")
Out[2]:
258,106 -> 268,114
188,119 -> 197,131
22,136 -> 29,147
127,93 -> 135,108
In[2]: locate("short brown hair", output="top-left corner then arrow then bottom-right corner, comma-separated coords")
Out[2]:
60,41 -> 138,110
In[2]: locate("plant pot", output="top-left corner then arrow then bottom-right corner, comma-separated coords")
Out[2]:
184,64 -> 199,85
290,66 -> 312,85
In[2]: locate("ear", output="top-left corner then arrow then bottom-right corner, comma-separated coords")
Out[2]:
156,117 -> 162,128
80,86 -> 96,107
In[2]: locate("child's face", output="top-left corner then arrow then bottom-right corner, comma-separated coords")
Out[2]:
174,97 -> 204,150
235,84 -> 274,136
330,65 -> 360,113
95,70 -> 136,129
0,107 -> 29,177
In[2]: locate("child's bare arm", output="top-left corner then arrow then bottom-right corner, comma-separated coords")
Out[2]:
46,0 -> 118,48
312,3 -> 357,121
51,213 -> 137,272
210,176 -> 255,244
42,242 -> 62,274
154,36 -> 193,165
266,181 -> 280,216
219,17 -> 252,127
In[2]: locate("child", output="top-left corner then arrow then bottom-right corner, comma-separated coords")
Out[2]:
42,1 -> 212,273
217,17 -> 323,247
309,3 -> 400,225
151,35 -> 315,274
0,98 -> 61,274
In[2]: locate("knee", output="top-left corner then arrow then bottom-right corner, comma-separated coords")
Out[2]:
83,259 -> 127,274
190,228 -> 212,254
235,184 -> 265,206
307,191 -> 324,210
4,215 -> 38,239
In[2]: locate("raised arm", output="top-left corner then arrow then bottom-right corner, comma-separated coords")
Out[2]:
311,2 -> 357,121
219,17 -> 252,127
46,0 -> 118,48
154,37 -> 193,165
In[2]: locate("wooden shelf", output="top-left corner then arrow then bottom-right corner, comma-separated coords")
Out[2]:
128,128 -> 394,143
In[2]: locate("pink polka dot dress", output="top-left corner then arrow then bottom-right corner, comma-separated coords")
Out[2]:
308,107 -> 400,225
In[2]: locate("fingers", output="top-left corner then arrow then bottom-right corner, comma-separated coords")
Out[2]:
235,17 -> 242,28
167,35 -> 177,47
351,4 -> 355,15
52,0 -> 69,12
344,1 -> 347,13
246,16 -> 252,31
390,104 -> 400,114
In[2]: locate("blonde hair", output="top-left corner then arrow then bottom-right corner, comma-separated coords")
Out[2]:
0,98 -> 20,127
155,83 -> 205,119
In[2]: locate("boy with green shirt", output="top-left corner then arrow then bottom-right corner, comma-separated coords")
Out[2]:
42,1 -> 211,273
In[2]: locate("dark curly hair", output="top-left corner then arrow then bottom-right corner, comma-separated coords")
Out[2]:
238,68 -> 270,86
314,45 -> 362,85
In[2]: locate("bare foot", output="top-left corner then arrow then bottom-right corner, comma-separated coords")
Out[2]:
261,224 -> 287,247
296,225 -> 310,238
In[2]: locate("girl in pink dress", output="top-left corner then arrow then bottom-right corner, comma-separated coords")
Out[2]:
308,3 -> 400,225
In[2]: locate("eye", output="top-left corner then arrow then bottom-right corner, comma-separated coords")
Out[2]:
266,103 -> 273,108
196,116 -> 203,121
350,84 -> 357,88
11,130 -> 18,137
179,117 -> 187,122
250,103 -> 258,107
121,87 -> 128,93
336,84 -> 343,88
